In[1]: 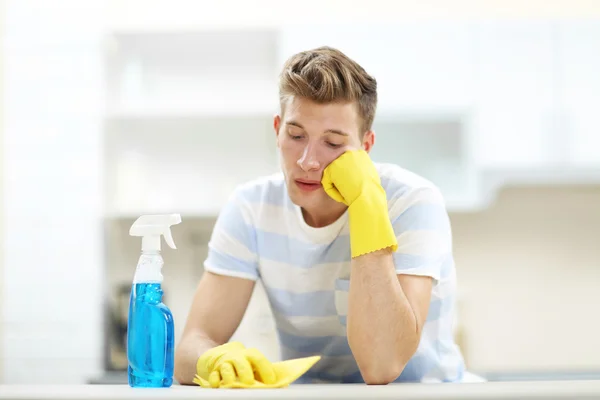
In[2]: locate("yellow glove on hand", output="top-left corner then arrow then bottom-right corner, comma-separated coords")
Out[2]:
193,342 -> 320,389
322,150 -> 398,258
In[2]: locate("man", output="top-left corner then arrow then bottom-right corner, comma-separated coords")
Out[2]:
174,46 -> 466,386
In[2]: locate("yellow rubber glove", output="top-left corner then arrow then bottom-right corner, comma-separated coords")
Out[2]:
322,149 -> 398,258
193,342 -> 320,389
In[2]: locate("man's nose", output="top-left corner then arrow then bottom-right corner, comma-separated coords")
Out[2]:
297,143 -> 320,172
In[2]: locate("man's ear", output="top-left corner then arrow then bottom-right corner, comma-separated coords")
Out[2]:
362,130 -> 375,153
274,114 -> 281,147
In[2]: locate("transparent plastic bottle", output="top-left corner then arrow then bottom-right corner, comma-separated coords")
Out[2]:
127,214 -> 181,388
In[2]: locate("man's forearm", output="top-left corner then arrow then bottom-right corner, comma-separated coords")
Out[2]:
347,248 -> 420,384
174,332 -> 218,385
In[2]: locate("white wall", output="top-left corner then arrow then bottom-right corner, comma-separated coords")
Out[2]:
451,185 -> 600,373
1,0 -> 106,384
0,0 -> 5,383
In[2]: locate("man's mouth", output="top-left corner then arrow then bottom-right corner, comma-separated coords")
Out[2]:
295,178 -> 322,192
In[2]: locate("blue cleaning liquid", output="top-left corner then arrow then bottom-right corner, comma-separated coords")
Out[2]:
127,282 -> 174,388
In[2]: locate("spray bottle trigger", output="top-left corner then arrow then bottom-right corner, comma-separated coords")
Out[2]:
163,229 -> 176,250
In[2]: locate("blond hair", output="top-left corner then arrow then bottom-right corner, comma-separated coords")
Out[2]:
278,46 -> 377,135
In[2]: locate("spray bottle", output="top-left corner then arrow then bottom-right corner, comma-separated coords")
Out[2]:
127,214 -> 181,388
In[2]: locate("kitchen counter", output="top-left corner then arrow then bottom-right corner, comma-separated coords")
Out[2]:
1,381 -> 600,400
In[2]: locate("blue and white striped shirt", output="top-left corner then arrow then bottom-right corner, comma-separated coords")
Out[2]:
204,162 -> 466,383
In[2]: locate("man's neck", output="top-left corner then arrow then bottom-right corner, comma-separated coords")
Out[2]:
301,202 -> 347,228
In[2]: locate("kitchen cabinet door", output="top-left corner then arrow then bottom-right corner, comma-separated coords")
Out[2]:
558,21 -> 600,167
472,21 -> 556,169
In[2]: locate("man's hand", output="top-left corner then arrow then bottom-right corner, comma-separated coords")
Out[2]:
321,150 -> 397,258
321,149 -> 380,206
195,342 -> 277,388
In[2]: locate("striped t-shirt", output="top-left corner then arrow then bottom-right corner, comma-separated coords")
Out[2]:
204,162 -> 466,383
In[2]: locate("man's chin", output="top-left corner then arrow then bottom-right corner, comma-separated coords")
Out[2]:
288,188 -> 322,208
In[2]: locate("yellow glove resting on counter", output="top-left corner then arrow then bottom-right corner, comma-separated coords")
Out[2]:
322,149 -> 398,258
193,342 -> 320,389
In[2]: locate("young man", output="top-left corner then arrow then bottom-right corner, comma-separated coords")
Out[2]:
174,46 -> 466,386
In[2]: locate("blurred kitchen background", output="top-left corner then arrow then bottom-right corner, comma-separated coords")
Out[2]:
1,0 -> 600,385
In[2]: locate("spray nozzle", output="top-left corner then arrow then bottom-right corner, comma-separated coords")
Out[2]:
130,214 -> 182,251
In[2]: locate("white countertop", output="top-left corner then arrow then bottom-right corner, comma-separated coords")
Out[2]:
1,381 -> 600,400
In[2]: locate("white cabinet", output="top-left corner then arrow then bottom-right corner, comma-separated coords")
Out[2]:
473,20 -> 600,172
472,19 -> 600,195
557,21 -> 600,167
103,30 -> 282,217
106,30 -> 280,117
472,21 -> 557,169
101,21 -> 600,218
104,116 -> 278,217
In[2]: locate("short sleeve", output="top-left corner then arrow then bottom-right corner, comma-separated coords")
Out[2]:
203,188 -> 259,281
388,186 -> 453,282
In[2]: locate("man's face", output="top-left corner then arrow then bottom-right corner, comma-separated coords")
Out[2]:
274,96 -> 374,214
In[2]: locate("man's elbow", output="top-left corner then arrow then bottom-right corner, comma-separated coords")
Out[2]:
354,340 -> 419,385
358,358 -> 407,385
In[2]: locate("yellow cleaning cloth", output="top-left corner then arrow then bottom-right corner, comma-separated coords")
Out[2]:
193,356 -> 321,389
193,342 -> 320,389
